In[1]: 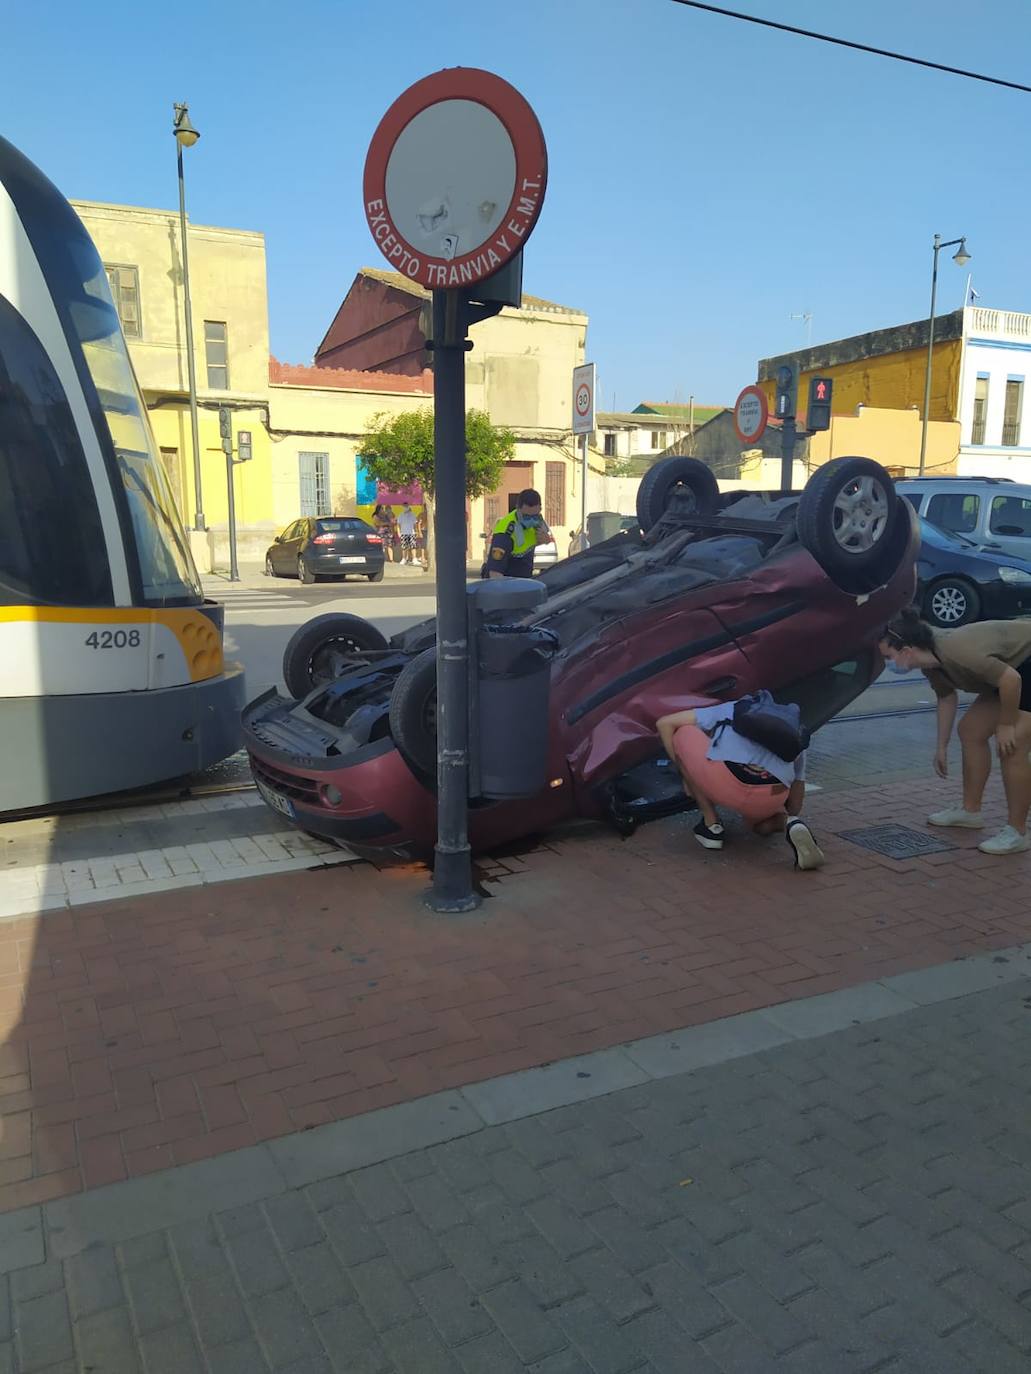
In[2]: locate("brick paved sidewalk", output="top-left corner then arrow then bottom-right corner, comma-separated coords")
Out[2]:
2,769 -> 1029,1213
3,978 -> 1031,1373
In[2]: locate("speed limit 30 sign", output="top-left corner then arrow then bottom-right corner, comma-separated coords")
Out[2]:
572,362 -> 595,435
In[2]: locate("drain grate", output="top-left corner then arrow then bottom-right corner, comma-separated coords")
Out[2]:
838,823 -> 954,859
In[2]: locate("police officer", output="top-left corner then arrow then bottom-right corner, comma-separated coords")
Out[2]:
483,489 -> 552,579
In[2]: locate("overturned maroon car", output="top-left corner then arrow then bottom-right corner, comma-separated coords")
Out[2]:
243,456 -> 918,859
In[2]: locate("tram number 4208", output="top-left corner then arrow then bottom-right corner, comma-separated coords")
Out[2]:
85,630 -> 143,650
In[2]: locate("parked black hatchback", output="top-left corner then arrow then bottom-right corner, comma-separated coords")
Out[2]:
265,518 -> 386,584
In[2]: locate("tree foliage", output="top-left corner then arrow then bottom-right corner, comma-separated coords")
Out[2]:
359,407 -> 514,499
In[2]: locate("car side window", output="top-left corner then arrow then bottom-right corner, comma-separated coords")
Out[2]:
926,492 -> 979,535
989,495 -> 1031,536
902,494 -> 921,513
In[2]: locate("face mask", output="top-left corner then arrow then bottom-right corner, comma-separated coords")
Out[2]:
886,659 -> 909,675
520,514 -> 542,528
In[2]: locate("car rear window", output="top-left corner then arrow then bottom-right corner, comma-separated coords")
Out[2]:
316,519 -> 367,533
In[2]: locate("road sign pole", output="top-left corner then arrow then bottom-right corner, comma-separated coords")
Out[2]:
580,432 -> 588,545
426,289 -> 478,914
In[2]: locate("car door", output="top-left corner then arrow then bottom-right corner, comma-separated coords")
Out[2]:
270,523 -> 295,574
277,520 -> 305,573
987,494 -> 1031,561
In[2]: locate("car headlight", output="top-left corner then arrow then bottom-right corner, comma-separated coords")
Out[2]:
998,566 -> 1031,584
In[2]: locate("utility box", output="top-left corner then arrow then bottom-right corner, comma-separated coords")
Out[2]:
466,578 -> 557,799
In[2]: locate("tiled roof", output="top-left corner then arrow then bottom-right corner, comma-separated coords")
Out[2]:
358,267 -> 584,317
269,357 -> 432,393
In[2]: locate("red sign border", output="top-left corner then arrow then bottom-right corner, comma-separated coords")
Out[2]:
733,384 -> 769,445
363,69 -> 548,291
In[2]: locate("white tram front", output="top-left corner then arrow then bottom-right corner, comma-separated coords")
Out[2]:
0,133 -> 245,809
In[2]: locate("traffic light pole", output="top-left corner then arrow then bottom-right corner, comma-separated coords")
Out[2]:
779,417 -> 796,494
226,452 -> 240,583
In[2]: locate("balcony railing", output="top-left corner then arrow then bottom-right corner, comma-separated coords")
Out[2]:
966,307 -> 1031,339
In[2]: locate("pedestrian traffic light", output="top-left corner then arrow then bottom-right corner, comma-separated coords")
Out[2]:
237,429 -> 252,462
775,364 -> 798,420
218,406 -> 232,456
806,377 -> 833,432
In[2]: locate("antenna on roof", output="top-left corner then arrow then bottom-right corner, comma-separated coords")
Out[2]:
791,312 -> 813,347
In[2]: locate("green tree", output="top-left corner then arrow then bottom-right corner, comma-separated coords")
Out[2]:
359,407 -> 515,568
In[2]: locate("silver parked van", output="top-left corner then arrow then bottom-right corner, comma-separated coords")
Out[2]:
895,477 -> 1031,563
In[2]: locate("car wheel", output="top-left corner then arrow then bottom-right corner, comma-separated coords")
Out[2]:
282,613 -> 388,699
388,647 -> 438,786
925,577 -> 980,628
636,457 -> 719,534
297,557 -> 316,585
367,568 -> 385,583
796,456 -> 901,592
265,555 -> 277,578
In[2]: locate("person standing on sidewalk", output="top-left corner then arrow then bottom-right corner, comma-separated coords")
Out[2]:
483,490 -> 552,579
879,607 -> 1031,855
372,504 -> 395,562
655,698 -> 825,869
396,502 -> 418,565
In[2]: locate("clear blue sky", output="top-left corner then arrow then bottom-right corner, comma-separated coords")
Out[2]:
5,0 -> 1029,410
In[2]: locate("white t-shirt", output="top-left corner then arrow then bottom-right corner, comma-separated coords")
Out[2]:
397,510 -> 417,537
693,702 -> 806,788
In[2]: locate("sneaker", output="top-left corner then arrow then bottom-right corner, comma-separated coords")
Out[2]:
785,818 -> 826,871
978,826 -> 1031,856
928,808 -> 984,829
694,819 -> 725,850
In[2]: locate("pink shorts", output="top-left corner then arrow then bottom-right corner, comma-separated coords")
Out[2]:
673,724 -> 788,823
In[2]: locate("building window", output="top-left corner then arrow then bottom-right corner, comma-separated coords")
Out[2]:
1002,377 -> 1024,447
104,264 -> 141,338
971,374 -> 989,445
299,452 -> 330,516
603,432 -> 617,457
204,320 -> 229,389
545,461 -> 566,527
160,447 -> 187,519
650,429 -> 661,450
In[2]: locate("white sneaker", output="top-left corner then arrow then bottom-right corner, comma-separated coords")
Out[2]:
785,819 -> 826,871
978,826 -> 1031,856
927,808 -> 984,829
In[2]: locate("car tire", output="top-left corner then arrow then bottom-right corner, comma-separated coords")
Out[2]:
298,557 -> 316,585
796,456 -> 901,592
389,648 -> 438,786
265,555 -> 277,578
924,577 -> 981,629
367,568 -> 385,583
282,613 -> 388,699
636,457 -> 719,534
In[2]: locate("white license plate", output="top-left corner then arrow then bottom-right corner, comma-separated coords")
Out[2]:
338,556 -> 365,564
256,779 -> 295,818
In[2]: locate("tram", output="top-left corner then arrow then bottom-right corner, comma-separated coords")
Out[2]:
0,133 -> 245,810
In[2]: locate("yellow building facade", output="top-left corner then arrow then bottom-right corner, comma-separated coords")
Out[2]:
74,204 -> 592,567
756,312 -> 966,475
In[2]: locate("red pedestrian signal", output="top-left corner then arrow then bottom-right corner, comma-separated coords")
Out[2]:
806,377 -> 833,432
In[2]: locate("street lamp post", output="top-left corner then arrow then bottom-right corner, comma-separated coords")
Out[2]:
173,102 -> 205,531
919,232 -> 970,475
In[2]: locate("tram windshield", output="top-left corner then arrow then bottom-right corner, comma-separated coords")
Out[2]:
70,255 -> 203,605
3,132 -> 203,607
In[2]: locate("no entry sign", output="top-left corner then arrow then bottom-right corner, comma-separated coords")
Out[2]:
363,69 -> 548,290
733,384 -> 769,445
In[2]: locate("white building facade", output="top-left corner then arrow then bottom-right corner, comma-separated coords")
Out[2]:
957,307 -> 1031,478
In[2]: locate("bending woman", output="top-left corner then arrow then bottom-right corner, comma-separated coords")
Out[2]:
879,608 -> 1031,855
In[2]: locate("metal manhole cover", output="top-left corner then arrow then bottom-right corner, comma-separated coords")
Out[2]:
838,824 -> 954,859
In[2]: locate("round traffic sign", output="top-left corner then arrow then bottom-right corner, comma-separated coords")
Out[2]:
363,69 -> 548,291
733,385 -> 769,445
575,383 -> 591,418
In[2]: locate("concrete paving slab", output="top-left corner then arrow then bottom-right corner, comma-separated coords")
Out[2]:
459,1050 -> 649,1127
